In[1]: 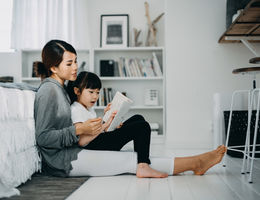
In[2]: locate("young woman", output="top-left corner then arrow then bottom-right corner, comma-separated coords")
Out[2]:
34,39 -> 227,178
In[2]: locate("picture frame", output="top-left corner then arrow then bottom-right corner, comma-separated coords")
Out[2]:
100,14 -> 129,48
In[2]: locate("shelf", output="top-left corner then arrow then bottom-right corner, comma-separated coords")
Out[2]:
100,77 -> 163,81
21,49 -> 90,52
219,0 -> 260,43
22,77 -> 41,81
94,47 -> 164,52
94,106 -> 163,110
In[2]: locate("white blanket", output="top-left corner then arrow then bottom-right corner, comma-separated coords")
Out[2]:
0,86 -> 41,198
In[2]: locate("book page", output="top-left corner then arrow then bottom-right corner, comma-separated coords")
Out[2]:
103,91 -> 133,131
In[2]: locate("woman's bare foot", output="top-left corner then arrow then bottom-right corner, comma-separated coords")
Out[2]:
193,145 -> 227,175
136,163 -> 168,178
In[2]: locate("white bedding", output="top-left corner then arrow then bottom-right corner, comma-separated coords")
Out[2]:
0,86 -> 41,198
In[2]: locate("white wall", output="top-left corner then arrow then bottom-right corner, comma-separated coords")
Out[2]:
3,0 -> 260,149
0,51 -> 21,82
86,0 -> 165,47
165,0 -> 260,149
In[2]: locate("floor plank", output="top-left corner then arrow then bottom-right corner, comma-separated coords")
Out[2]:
168,176 -> 195,200
66,175 -> 133,200
2,173 -> 89,200
51,147 -> 260,200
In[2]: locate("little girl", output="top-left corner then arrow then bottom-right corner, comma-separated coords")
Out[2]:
68,71 -> 116,147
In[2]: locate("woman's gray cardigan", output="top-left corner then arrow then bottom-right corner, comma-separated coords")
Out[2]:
34,78 -> 82,177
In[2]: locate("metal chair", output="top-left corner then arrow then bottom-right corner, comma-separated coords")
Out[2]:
223,67 -> 260,183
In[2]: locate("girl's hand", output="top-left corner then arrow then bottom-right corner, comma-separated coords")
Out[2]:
116,123 -> 123,129
102,111 -> 117,132
104,103 -> 112,114
75,118 -> 102,136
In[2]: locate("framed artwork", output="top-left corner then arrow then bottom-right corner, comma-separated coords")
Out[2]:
100,14 -> 129,48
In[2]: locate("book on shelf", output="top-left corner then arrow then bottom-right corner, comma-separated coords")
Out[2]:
100,54 -> 163,78
103,91 -> 133,131
152,52 -> 163,77
97,87 -> 114,106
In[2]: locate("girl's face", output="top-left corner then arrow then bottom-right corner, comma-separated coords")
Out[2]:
51,51 -> 78,85
78,88 -> 100,109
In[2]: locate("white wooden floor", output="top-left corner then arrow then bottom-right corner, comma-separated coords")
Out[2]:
66,145 -> 260,200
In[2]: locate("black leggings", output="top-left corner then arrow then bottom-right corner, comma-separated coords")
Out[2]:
84,114 -> 151,164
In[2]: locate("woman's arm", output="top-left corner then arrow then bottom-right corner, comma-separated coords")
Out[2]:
34,86 -> 102,149
75,118 -> 103,136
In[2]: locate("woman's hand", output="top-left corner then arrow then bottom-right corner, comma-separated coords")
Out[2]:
104,103 -> 112,114
75,118 -> 102,136
102,110 -> 117,132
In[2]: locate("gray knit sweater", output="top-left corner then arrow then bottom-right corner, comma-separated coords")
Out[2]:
34,78 -> 82,177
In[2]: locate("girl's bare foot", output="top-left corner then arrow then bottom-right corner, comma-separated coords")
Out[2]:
193,145 -> 227,175
136,163 -> 168,178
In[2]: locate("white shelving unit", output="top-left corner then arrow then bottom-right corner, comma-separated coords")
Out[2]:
93,47 -> 165,143
20,49 -> 90,86
19,47 -> 166,143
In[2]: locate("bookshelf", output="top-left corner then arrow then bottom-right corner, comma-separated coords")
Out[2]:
93,47 -> 165,143
20,49 -> 90,86
19,47 -> 165,143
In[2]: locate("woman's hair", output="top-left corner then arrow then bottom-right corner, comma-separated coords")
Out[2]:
67,71 -> 102,104
33,40 -> 77,79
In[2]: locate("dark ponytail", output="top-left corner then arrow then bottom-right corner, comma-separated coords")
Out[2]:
34,40 -> 77,80
66,71 -> 102,104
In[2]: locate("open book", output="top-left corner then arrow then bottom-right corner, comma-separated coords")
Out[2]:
103,91 -> 133,131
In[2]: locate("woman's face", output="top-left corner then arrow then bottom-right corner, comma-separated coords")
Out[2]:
51,51 -> 78,85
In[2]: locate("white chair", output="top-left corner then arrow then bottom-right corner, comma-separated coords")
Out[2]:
223,67 -> 260,183
243,87 -> 260,183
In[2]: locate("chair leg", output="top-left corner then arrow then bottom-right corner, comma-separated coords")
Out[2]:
248,90 -> 260,183
242,91 -> 252,174
223,92 -> 236,167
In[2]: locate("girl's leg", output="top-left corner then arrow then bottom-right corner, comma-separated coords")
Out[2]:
85,115 -> 168,178
85,117 -> 151,164
173,145 -> 227,175
122,114 -> 145,126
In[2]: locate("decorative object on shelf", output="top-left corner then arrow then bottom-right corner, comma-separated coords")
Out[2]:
100,60 -> 115,76
144,2 -> 164,47
0,76 -> 14,83
232,9 -> 243,22
133,28 -> 142,47
144,89 -> 159,106
226,0 -> 250,29
32,62 -> 41,78
78,61 -> 86,74
100,14 -> 129,48
150,122 -> 159,136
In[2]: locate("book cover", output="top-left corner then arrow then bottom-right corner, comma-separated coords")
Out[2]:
103,91 -> 133,131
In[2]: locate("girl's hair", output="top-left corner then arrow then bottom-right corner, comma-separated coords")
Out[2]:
67,71 -> 102,104
33,40 -> 77,79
